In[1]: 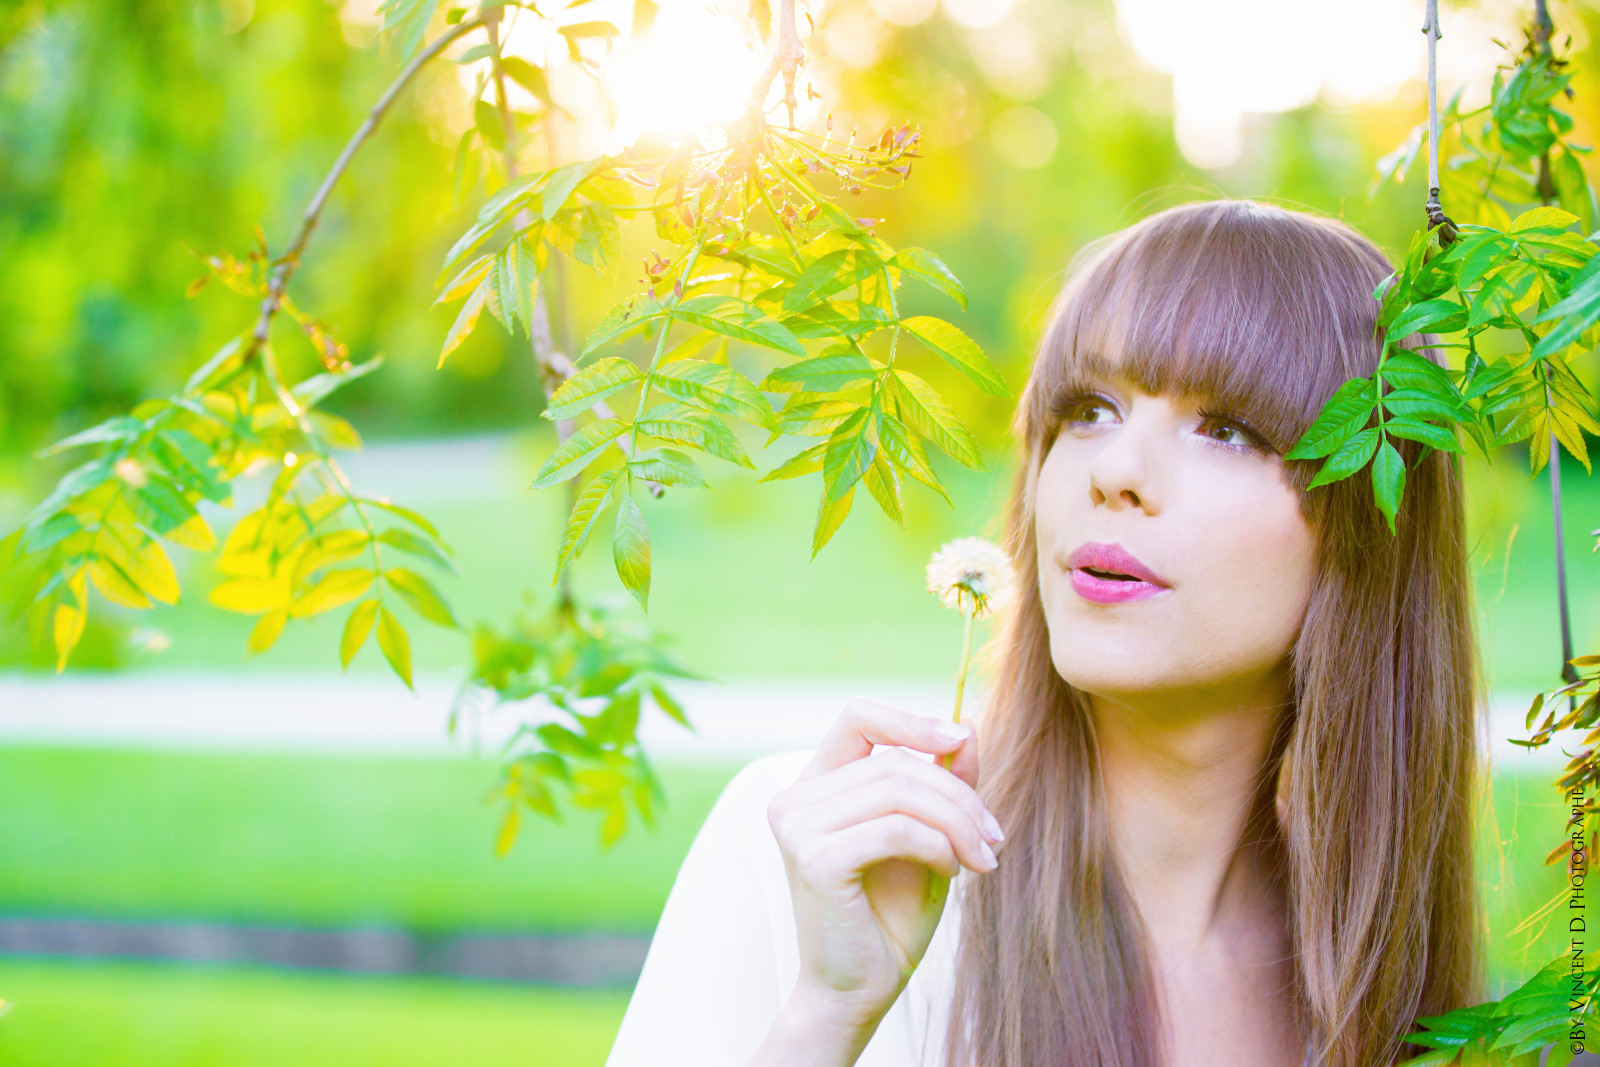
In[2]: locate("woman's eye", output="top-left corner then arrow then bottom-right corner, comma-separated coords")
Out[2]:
1063,395 -> 1115,425
1199,414 -> 1264,453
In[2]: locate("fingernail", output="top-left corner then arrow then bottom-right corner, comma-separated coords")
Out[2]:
981,809 -> 1004,843
932,721 -> 967,745
979,841 -> 998,870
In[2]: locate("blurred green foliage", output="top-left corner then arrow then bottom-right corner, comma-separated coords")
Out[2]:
9,0 -> 1596,471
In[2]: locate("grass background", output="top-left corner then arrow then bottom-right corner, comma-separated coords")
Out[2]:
0,745 -> 1586,1065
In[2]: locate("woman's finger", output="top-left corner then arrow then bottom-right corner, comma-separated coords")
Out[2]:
794,813 -> 965,887
793,774 -> 999,874
780,746 -> 1002,844
801,697 -> 976,783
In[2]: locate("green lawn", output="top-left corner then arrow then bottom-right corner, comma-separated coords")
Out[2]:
0,960 -> 628,1067
0,743 -> 1586,1065
0,746 -> 742,933
0,743 -> 1582,978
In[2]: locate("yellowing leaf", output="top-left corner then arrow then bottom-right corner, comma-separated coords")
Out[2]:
164,513 -> 217,551
612,493 -> 651,611
376,604 -> 413,689
249,609 -> 289,654
89,560 -> 152,609
383,567 -> 458,628
126,540 -> 180,605
495,805 -> 521,857
341,599 -> 379,669
53,602 -> 86,671
289,568 -> 375,618
438,280 -> 488,368
209,577 -> 290,614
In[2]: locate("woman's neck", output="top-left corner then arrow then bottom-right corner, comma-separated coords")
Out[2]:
1088,674 -> 1291,955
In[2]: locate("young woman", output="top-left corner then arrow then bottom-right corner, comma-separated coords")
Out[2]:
605,198 -> 1486,1067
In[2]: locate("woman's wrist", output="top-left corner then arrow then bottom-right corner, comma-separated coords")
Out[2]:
746,978 -> 889,1067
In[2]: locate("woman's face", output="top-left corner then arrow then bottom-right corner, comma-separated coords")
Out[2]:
1034,367 -> 1317,711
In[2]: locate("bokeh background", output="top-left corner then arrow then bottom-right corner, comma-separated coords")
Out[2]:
3,0 -> 1600,1062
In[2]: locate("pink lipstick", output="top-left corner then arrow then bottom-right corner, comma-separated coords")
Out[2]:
1065,541 -> 1171,604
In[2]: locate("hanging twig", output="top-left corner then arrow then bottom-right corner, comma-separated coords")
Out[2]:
481,5 -> 663,509
247,15 -> 486,355
1521,0 -> 1581,705
747,0 -> 804,124
1421,0 -> 1459,247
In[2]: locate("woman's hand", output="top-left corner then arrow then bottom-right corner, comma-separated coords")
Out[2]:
758,697 -> 1003,1062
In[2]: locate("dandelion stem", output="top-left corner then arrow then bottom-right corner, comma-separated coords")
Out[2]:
942,607 -> 975,771
953,609 -> 974,726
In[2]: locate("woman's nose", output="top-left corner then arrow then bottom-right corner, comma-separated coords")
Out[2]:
1087,413 -> 1163,513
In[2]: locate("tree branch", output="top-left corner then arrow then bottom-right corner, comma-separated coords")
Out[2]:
1421,0 -> 1458,246
746,0 -> 804,125
248,15 -> 486,353
481,6 -> 663,500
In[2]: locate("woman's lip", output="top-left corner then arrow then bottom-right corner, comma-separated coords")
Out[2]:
1068,567 -> 1170,604
1064,541 -> 1169,587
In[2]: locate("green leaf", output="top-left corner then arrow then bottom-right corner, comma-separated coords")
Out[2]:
1381,387 -> 1465,422
580,297 -> 667,357
528,418 -> 627,488
384,567 -> 459,628
1387,297 -> 1468,338
822,408 -> 877,504
1285,377 -> 1377,460
776,395 -> 862,438
862,450 -> 904,527
878,412 -> 950,505
1306,427 -> 1380,490
891,248 -> 967,310
671,295 -> 805,358
555,467 -> 623,579
1377,352 -> 1455,393
375,604 -> 413,690
1511,206 -> 1580,233
781,249 -> 880,313
363,499 -> 444,541
759,441 -> 827,482
649,359 -> 777,431
1371,438 -> 1405,534
887,369 -> 982,468
376,527 -> 456,573
570,202 -> 621,278
545,357 -> 643,420
899,316 -> 1009,396
629,447 -> 708,488
1532,255 -> 1600,360
634,402 -> 752,467
438,279 -> 488,368
612,492 -> 651,610
1383,416 -> 1461,453
33,416 -> 143,458
541,158 -> 602,218
291,357 -> 386,410
760,353 -> 880,393
340,600 -> 378,668
811,485 -> 855,557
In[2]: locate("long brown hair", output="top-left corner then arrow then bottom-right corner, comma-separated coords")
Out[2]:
947,198 -> 1485,1066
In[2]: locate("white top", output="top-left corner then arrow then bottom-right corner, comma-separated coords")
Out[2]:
605,749 -> 964,1067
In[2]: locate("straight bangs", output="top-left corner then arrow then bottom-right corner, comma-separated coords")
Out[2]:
1023,199 -> 1399,492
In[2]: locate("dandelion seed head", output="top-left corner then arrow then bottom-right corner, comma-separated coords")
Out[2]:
926,536 -> 1014,617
